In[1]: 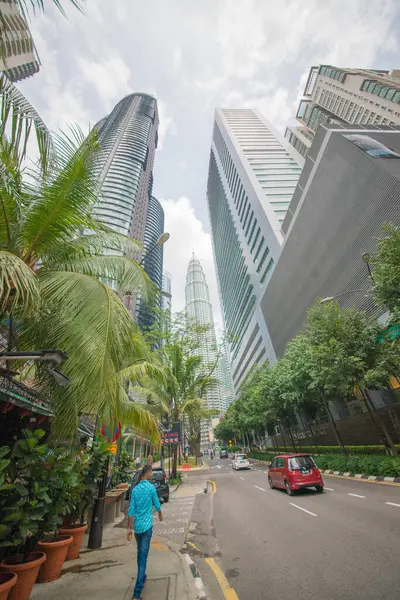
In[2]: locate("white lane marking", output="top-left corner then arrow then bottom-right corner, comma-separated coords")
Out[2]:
264,471 -> 269,474
289,503 -> 318,517
240,476 -> 245,481
255,485 -> 266,492
386,502 -> 400,508
348,493 -> 366,499
324,487 -> 335,491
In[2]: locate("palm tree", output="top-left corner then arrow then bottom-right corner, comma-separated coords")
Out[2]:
0,75 -> 161,441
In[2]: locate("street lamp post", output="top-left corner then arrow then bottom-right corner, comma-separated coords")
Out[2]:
139,232 -> 170,265
0,349 -> 70,386
320,289 -> 371,304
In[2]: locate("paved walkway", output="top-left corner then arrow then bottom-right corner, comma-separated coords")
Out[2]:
31,495 -> 200,600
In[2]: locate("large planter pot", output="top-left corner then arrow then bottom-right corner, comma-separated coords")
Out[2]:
59,524 -> 88,561
0,552 -> 46,600
36,536 -> 72,583
0,573 -> 17,600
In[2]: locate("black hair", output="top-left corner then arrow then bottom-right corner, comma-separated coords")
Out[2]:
140,464 -> 153,480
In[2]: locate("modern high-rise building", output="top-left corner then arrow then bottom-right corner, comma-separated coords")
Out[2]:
136,195 -> 165,330
207,108 -> 304,392
285,65 -> 400,157
218,342 -> 235,411
161,270 -> 172,314
185,254 -> 224,445
0,0 -> 40,81
92,93 -> 159,241
263,123 -> 400,361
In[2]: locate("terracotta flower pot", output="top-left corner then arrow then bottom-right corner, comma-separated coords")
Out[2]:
0,552 -> 46,600
0,573 -> 17,600
59,524 -> 88,561
36,536 -> 72,583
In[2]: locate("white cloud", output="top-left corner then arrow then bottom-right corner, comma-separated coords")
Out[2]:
156,99 -> 177,150
76,55 -> 131,112
160,197 -> 222,330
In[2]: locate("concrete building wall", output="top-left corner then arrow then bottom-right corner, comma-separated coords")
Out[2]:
262,125 -> 400,358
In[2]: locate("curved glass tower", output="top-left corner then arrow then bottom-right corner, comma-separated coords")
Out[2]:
92,93 -> 159,242
137,195 -> 165,330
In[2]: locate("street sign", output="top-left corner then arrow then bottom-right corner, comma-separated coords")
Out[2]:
161,421 -> 182,446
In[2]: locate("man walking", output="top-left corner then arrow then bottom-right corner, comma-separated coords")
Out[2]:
127,465 -> 163,599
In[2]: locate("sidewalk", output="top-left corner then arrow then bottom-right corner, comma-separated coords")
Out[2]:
31,508 -> 198,600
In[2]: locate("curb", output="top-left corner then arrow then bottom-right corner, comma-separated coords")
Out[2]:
251,459 -> 400,483
322,469 -> 400,483
182,553 -> 207,599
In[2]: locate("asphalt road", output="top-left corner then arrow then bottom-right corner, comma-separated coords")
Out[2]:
205,457 -> 400,600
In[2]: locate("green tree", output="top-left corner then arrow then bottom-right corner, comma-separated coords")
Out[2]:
370,223 -> 400,322
0,79 -> 160,441
134,313 -> 221,473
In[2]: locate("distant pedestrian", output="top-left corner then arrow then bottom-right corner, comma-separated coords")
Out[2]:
127,465 -> 163,599
147,454 -> 153,466
135,456 -> 140,470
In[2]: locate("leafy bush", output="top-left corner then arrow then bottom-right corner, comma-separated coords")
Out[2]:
315,454 -> 400,477
253,445 -> 400,456
250,450 -> 400,477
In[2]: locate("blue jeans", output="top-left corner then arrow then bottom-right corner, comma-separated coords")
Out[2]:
133,527 -> 152,598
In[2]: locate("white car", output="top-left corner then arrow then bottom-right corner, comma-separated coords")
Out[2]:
232,454 -> 250,470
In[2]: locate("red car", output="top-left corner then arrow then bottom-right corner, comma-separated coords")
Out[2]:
268,454 -> 324,495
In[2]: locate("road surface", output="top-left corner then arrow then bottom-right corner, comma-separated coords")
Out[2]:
200,456 -> 400,600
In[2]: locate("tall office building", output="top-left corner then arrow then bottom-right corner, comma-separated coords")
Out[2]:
207,108 -> 304,392
285,65 -> 400,157
263,123 -> 400,361
136,195 -> 165,330
0,0 -> 40,81
92,93 -> 159,242
185,254 -> 224,445
218,343 -> 235,411
161,270 -> 172,314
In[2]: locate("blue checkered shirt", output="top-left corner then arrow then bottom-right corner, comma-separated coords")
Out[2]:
128,480 -> 161,534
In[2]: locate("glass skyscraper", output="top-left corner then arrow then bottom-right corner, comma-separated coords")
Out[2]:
207,108 -> 304,392
136,195 -> 165,330
185,254 -> 223,446
92,93 -> 159,243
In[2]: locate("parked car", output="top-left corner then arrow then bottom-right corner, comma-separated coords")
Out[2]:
232,453 -> 250,470
220,449 -> 229,459
268,454 -> 324,495
129,467 -> 170,503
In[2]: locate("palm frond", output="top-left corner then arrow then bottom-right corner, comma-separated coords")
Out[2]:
43,230 -> 143,263
21,270 -> 140,439
22,126 -> 101,264
0,137 -> 25,250
45,255 -> 154,299
0,74 -> 54,175
16,0 -> 85,17
0,250 -> 40,313
117,392 -> 161,444
117,361 -> 166,387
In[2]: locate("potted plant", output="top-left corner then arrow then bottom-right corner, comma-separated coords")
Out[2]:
59,438 -> 111,561
35,448 -> 76,582
0,573 -> 18,600
0,432 -> 50,600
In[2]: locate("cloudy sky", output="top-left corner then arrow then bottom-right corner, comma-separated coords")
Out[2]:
20,0 -> 400,331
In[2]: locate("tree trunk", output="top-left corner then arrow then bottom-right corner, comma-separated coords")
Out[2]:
323,398 -> 347,456
362,389 -> 397,457
286,419 -> 297,452
279,423 -> 288,453
132,435 -> 136,459
299,413 -> 318,453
